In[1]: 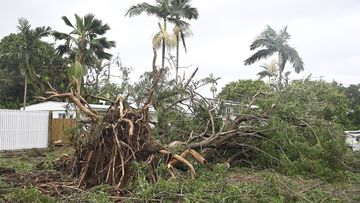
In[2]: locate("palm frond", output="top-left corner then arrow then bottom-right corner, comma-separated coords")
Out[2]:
180,30 -> 187,52
53,31 -> 70,40
94,49 -> 112,60
152,32 -> 162,48
17,18 -> 32,41
61,16 -> 75,29
244,48 -> 276,65
278,26 -> 290,42
249,38 -> 276,50
74,14 -> 84,33
257,70 -> 272,79
56,44 -> 70,56
91,38 -> 116,49
284,46 -> 304,73
84,13 -> 95,29
126,3 -> 161,18
17,18 -> 31,32
34,26 -> 51,38
170,0 -> 199,20
168,17 -> 189,28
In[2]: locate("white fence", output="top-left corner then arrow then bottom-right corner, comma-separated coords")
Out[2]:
0,109 -> 49,150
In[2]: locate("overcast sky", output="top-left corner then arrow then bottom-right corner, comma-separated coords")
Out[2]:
1,0 -> 359,96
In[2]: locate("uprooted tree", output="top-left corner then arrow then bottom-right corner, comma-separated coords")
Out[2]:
37,46 -> 212,189
39,74 -> 207,189
38,45 -> 352,189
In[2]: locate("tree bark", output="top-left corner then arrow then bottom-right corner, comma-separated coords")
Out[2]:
176,34 -> 179,84
278,53 -> 285,89
161,18 -> 167,70
161,39 -> 165,70
22,74 -> 27,110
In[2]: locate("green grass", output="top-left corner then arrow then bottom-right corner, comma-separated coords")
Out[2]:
3,186 -> 57,203
0,147 -> 74,174
0,154 -> 38,174
131,164 -> 360,202
1,148 -> 359,202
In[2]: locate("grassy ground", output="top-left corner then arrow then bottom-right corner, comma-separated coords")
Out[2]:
0,147 -> 359,202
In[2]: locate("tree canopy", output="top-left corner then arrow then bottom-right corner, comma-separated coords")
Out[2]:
244,26 -> 304,88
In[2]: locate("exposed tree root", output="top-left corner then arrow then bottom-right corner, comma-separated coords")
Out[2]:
41,70 -> 206,189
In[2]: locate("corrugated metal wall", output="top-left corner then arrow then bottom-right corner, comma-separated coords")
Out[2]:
0,109 -> 49,150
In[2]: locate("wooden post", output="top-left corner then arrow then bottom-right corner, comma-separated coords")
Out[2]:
48,111 -> 53,147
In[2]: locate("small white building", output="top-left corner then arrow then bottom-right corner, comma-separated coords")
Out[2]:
21,101 -> 109,118
345,131 -> 360,151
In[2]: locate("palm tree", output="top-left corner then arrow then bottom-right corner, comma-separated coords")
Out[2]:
257,59 -> 278,84
17,18 -> 51,109
244,26 -> 303,88
170,0 -> 198,84
153,22 -> 176,63
53,13 -> 115,96
53,13 -> 115,64
125,0 -> 188,70
203,73 -> 221,98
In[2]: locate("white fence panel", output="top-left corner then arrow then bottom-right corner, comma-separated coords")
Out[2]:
0,109 -> 49,150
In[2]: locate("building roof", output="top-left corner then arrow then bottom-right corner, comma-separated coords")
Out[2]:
21,101 -> 73,111
21,101 -> 109,111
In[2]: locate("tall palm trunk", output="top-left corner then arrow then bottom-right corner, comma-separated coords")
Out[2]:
278,53 -> 284,89
22,74 -> 27,110
161,39 -> 165,70
161,18 -> 167,70
176,34 -> 179,84
25,53 -> 46,92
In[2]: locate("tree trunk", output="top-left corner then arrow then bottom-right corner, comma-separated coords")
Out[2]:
161,18 -> 167,70
176,34 -> 179,84
25,53 -> 46,93
278,53 -> 284,89
162,40 -> 165,70
22,74 -> 27,110
152,47 -> 158,79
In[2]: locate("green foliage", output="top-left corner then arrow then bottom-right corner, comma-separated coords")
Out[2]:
0,154 -> 36,174
0,33 -> 68,108
341,84 -> 360,129
68,60 -> 84,82
3,186 -> 56,203
250,80 -> 350,181
132,163 -> 360,202
218,79 -> 269,103
85,185 -> 112,203
133,163 -> 241,202
53,13 -> 115,64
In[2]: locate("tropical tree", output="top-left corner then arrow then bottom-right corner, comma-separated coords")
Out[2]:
125,0 -> 188,70
16,18 -> 51,108
0,33 -> 67,109
152,22 -> 176,67
244,26 -> 304,88
53,13 -> 115,97
170,0 -> 198,84
257,59 -> 278,84
201,73 -> 221,98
